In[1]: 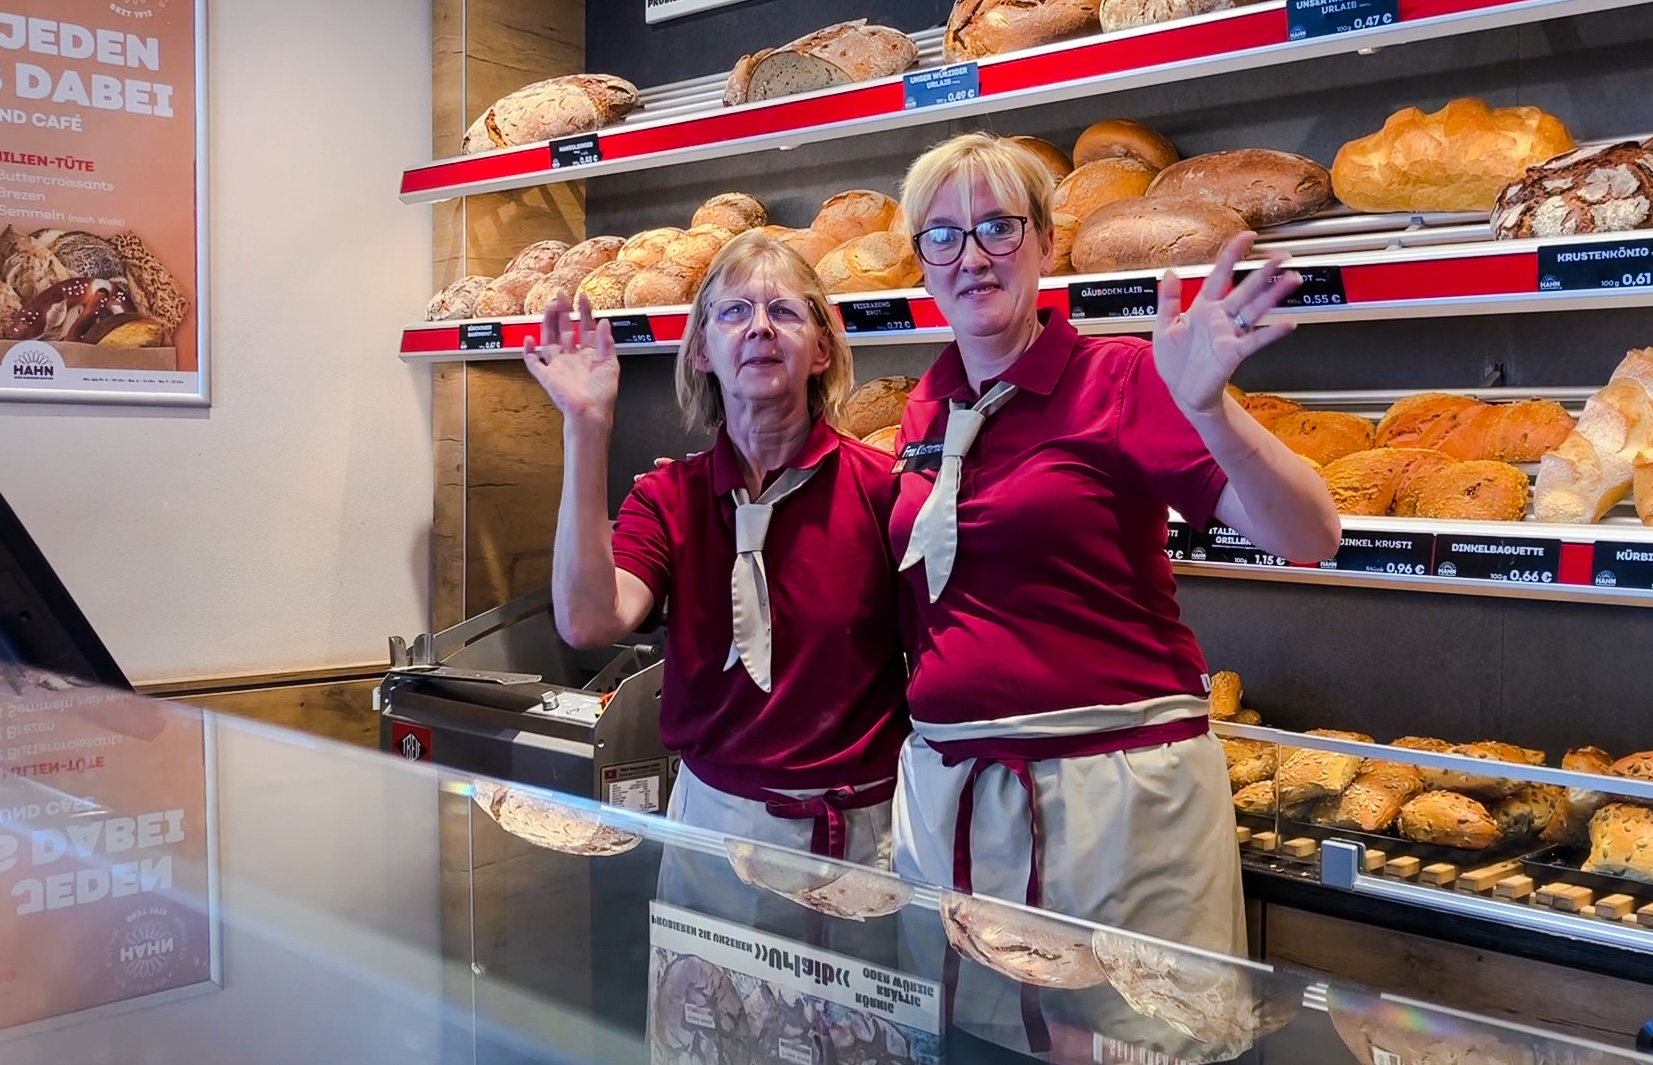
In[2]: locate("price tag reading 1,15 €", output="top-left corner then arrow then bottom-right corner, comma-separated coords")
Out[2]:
550,134 -> 602,170
839,297 -> 916,333
1286,0 -> 1398,39
1536,238 -> 1653,292
1589,540 -> 1653,590
1433,535 -> 1559,584
459,321 -> 504,351
903,63 -> 980,110
1190,525 -> 1291,567
1322,530 -> 1435,576
1068,278 -> 1158,320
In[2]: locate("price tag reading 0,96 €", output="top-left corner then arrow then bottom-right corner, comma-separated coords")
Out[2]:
1320,531 -> 1435,576
903,63 -> 980,110
1190,526 -> 1291,567
1537,238 -> 1653,292
1433,535 -> 1559,584
1069,278 -> 1158,320
1287,0 -> 1398,39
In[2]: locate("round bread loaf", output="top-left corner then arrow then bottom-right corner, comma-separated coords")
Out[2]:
1269,411 -> 1376,466
812,190 -> 900,247
558,235 -> 626,275
1073,118 -> 1179,171
1100,0 -> 1245,32
1374,392 -> 1483,448
1054,157 -> 1158,224
841,375 -> 918,437
1435,399 -> 1576,463
1408,460 -> 1529,521
1047,212 -> 1079,275
526,263 -> 598,315
816,231 -> 921,294
1070,197 -> 1247,273
943,0 -> 1103,62
1389,451 -> 1462,517
576,260 -> 640,311
1,225 -> 71,302
1609,751 -> 1653,780
618,227 -> 684,269
744,20 -> 918,102
757,225 -> 841,268
472,269 -> 542,316
860,425 -> 900,453
1008,136 -> 1074,185
1492,141 -> 1653,240
504,240 -> 570,275
462,73 -> 640,154
426,275 -> 492,321
625,261 -> 705,308
692,192 -> 768,234
1147,149 -> 1333,228
665,225 -> 734,275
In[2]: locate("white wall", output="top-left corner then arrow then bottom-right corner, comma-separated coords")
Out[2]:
0,0 -> 435,684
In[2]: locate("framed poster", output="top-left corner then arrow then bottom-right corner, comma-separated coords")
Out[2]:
0,0 -> 207,406
645,0 -> 759,24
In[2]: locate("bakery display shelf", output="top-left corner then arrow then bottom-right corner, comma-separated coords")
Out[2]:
397,0 -> 1643,203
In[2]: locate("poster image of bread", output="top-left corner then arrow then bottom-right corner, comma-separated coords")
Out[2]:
0,674 -> 216,1034
649,901 -> 941,1065
0,0 -> 203,404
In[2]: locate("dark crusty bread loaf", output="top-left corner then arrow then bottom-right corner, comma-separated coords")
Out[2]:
1493,141 -> 1653,240
740,21 -> 918,103
1146,149 -> 1333,228
1070,196 -> 1247,273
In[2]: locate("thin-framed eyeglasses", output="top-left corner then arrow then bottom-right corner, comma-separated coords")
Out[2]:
912,215 -> 1030,267
709,297 -> 815,331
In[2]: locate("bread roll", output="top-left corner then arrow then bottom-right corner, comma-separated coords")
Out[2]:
472,269 -> 541,317
1331,97 -> 1574,212
462,74 -> 640,154
1541,746 -> 1615,846
816,231 -> 921,294
1317,762 -> 1422,833
1073,118 -> 1179,171
722,48 -> 775,107
1100,0 -> 1255,32
1231,709 -> 1262,726
1374,392 -> 1483,449
1233,391 -> 1303,431
1392,736 -> 1453,752
813,190 -> 901,248
1222,737 -> 1276,790
426,275 -> 492,321
1208,670 -> 1242,719
504,240 -> 570,275
1009,136 -> 1074,185
34,230 -> 124,279
625,261 -> 704,308
841,375 -> 918,438
1610,751 -> 1653,781
1319,448 -> 1455,516
1635,451 -> 1653,526
1232,780 -> 1279,817
692,193 -> 768,234
1387,451 -> 1464,517
1054,157 -> 1158,224
526,263 -> 597,315
758,225 -> 841,268
576,260 -> 640,311
943,0 -> 1102,62
1275,730 -> 1372,806
744,20 -> 918,102
1492,784 -> 1563,840
1535,372 -> 1653,523
860,425 -> 900,453
1492,142 -> 1653,240
1582,803 -> 1653,883
1408,460 -> 1530,521
618,228 -> 684,270
1435,399 -> 1575,462
558,235 -> 626,275
1418,741 -> 1545,799
1146,149 -> 1333,228
1269,411 -> 1376,466
1397,791 -> 1498,850
1070,197 -> 1247,273
1048,212 -> 1079,275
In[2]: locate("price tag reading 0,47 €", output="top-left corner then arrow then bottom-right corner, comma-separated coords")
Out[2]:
1190,526 -> 1291,567
1433,535 -> 1559,584
903,63 -> 980,110
1287,0 -> 1398,39
1537,238 -> 1653,292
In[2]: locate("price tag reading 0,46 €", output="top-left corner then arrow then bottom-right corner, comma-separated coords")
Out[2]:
1069,278 -> 1158,320
1190,526 -> 1291,567
1433,535 -> 1559,584
903,63 -> 980,110
1537,238 -> 1653,292
1287,0 -> 1398,39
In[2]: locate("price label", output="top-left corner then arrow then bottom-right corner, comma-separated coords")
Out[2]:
903,62 -> 980,110
839,297 -> 916,333
1233,264 -> 1347,309
1536,238 -> 1653,292
1190,525 -> 1291,567
605,316 -> 656,345
1322,531 -> 1435,576
1433,535 -> 1559,584
1166,522 -> 1192,561
1287,0 -> 1398,39
459,321 -> 503,351
550,134 -> 602,170
1068,278 -> 1158,320
1589,540 -> 1653,590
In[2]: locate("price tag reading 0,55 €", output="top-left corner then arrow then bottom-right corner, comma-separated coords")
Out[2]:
1069,278 -> 1158,320
1287,0 -> 1398,39
1190,526 -> 1291,567
1320,531 -> 1435,576
1232,264 -> 1348,309
1537,238 -> 1653,292
1433,535 -> 1559,584
1589,540 -> 1653,590
903,63 -> 980,110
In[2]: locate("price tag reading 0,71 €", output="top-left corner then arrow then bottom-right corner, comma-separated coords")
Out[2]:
1287,0 -> 1398,39
1190,526 -> 1291,567
1433,535 -> 1559,584
903,63 -> 980,110
1537,238 -> 1653,292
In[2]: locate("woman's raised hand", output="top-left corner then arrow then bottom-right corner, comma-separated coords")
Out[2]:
524,292 -> 618,424
1151,232 -> 1299,419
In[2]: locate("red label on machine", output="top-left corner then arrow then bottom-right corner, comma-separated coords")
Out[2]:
390,723 -> 433,762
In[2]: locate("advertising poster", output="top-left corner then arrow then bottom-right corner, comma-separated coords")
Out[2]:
649,901 -> 941,1065
0,673 -> 216,1035
0,0 -> 204,404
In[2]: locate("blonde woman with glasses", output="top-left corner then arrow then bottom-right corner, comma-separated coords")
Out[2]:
525,230 -> 907,865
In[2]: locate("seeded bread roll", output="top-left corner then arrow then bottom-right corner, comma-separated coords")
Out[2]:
816,231 -> 921,294
576,260 -> 640,311
692,193 -> 768,234
1397,790 -> 1499,850
1418,741 -> 1545,799
1610,751 -> 1653,781
1073,118 -> 1179,172
1070,197 -> 1247,273
504,240 -> 570,275
1392,736 -> 1454,752
1493,142 -> 1653,240
472,269 -> 542,317
1054,157 -> 1158,225
943,0 -> 1102,62
1222,737 -> 1277,790
813,190 -> 901,248
1270,411 -> 1376,467
426,275 -> 491,321
1316,761 -> 1422,833
1492,784 -> 1563,840
462,74 -> 640,154
558,235 -> 627,275
1232,780 -> 1279,817
743,20 -> 918,102
1582,803 -> 1653,883
1009,136 -> 1075,185
1146,149 -> 1334,228
1375,392 -> 1484,448
1541,746 -> 1615,846
618,228 -> 685,270
1275,730 -> 1372,807
1318,448 -> 1455,516
1403,460 -> 1530,521
1435,399 -> 1576,462
842,375 -> 918,438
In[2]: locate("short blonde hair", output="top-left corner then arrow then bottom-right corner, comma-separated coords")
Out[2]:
675,230 -> 854,433
899,131 -> 1056,246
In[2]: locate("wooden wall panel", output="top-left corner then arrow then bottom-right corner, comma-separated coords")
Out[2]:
432,361 -> 467,630
169,678 -> 382,748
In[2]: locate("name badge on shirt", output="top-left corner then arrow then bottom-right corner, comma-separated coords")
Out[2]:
893,439 -> 945,475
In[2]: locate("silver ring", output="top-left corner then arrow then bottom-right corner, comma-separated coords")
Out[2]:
1232,311 -> 1250,333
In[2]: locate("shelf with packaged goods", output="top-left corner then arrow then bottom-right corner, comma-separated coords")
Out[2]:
399,226 -> 1653,361
397,0 -> 1645,204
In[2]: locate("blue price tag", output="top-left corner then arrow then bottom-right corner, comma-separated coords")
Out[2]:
903,63 -> 980,110
1287,0 -> 1398,39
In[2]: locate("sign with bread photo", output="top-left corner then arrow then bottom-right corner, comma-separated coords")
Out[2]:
0,1 -> 202,405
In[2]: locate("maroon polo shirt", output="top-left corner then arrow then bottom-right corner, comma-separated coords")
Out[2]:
613,416 -> 909,791
889,311 -> 1228,725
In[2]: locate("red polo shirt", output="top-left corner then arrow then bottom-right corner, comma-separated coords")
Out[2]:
890,311 -> 1227,725
613,416 -> 908,790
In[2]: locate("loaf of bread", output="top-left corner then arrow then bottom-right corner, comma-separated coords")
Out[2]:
1275,730 -> 1372,807
1418,741 -> 1545,799
842,376 -> 918,438
664,226 -> 734,275
1100,0 -> 1257,32
526,263 -> 597,315
861,425 -> 900,453
35,230 -> 124,279
1635,452 -> 1653,526
1434,400 -> 1575,462
1319,448 -> 1456,516
1232,780 -> 1279,817
1407,460 -> 1530,521
1070,197 -> 1248,273
426,275 -> 491,321
692,193 -> 768,234
1270,411 -> 1376,466
0,226 -> 70,302
1374,392 -> 1482,448
1397,790 -> 1499,850
1331,97 -> 1574,212
1583,803 -> 1653,883
576,260 -> 640,311
472,269 -> 542,317
1009,137 -> 1074,185
1492,783 -> 1563,840
1231,708 -> 1262,726
812,190 -> 900,248
1493,142 -> 1653,240
733,21 -> 917,104
816,231 -> 920,294
943,0 -> 1101,62
1316,761 -> 1422,833
1055,158 -> 1159,224
1222,737 -> 1277,790
1074,118 -> 1179,172
625,262 -> 704,308
755,225 -> 840,269
1048,212 -> 1079,275
1385,453 -> 1464,516
1541,745 -> 1615,846
1208,670 -> 1242,719
558,235 -> 626,275
1535,356 -> 1653,523
618,228 -> 685,270
1230,390 -> 1303,431
462,74 -> 640,154
504,240 -> 570,275
722,48 -> 774,107
1146,149 -> 1333,228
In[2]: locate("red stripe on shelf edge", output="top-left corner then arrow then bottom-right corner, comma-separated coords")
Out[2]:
402,327 -> 462,354
401,146 -> 548,196
648,314 -> 689,344
1343,253 -> 1537,302
1558,541 -> 1594,587
1037,288 -> 1072,318
604,82 -> 904,159
1401,0 -> 1517,19
909,298 -> 948,330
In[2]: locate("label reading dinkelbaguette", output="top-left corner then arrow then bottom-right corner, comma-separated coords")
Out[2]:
1590,541 -> 1653,589
1287,0 -> 1397,39
1537,238 -> 1653,292
1433,535 -> 1558,583
839,297 -> 916,333
459,321 -> 504,351
550,134 -> 602,170
1069,278 -> 1158,320
1322,531 -> 1434,576
605,316 -> 657,345
903,63 -> 980,110
1190,525 -> 1290,567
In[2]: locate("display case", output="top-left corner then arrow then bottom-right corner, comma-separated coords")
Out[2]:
4,679 -> 1650,1064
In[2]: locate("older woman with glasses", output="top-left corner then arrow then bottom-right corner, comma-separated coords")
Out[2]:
524,230 -> 907,863
887,133 -> 1339,993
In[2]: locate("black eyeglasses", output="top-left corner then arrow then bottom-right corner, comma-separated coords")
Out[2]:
912,215 -> 1030,267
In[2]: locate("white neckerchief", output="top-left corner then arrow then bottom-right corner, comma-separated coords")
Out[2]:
723,463 -> 820,692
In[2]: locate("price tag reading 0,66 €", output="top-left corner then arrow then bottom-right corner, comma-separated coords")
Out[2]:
1537,238 -> 1653,292
1320,531 -> 1435,576
1433,535 -> 1559,584
1190,526 -> 1291,567
903,63 -> 980,110
1069,278 -> 1158,320
1287,0 -> 1398,39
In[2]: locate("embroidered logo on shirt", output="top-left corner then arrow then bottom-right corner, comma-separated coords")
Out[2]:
893,439 -> 945,475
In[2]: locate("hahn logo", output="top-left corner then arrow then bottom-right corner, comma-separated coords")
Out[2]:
13,350 -> 53,380
3,341 -> 63,384
107,907 -> 190,993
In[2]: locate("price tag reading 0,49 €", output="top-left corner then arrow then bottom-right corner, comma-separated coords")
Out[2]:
903,63 -> 980,110
1287,0 -> 1398,39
